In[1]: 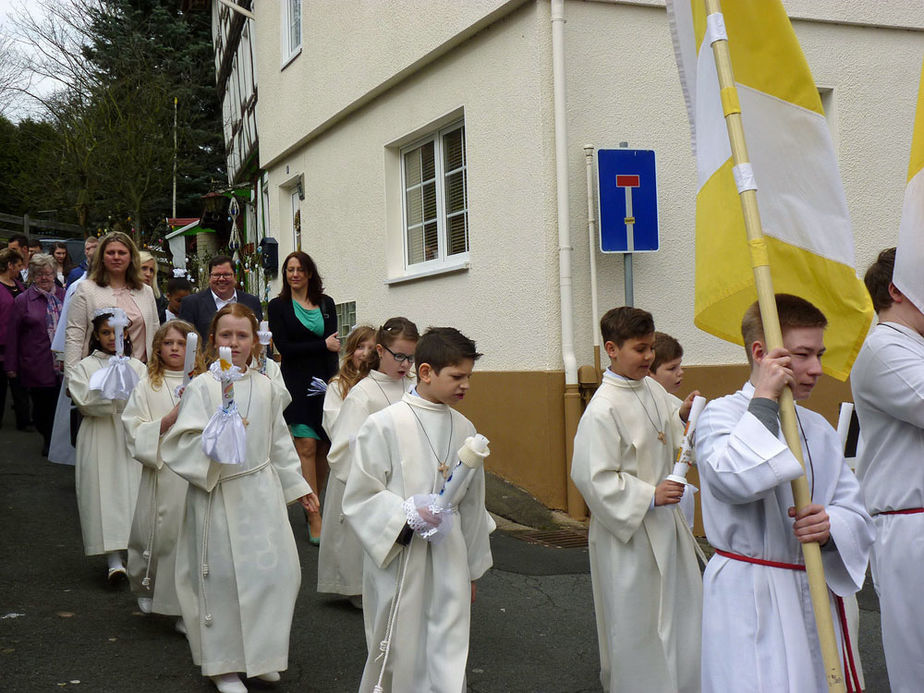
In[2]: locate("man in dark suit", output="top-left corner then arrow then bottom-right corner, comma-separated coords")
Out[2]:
179,255 -> 263,338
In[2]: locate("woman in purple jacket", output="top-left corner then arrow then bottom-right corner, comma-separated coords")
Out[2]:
0,247 -> 26,427
5,253 -> 66,455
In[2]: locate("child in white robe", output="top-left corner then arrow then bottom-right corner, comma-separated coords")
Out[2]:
649,331 -> 685,396
649,331 -> 698,529
122,320 -> 205,621
343,327 -> 494,693
695,295 -> 874,692
160,303 -> 319,693
69,311 -> 146,582
852,248 -> 924,692
319,319 -> 416,605
321,324 -> 375,436
571,306 -> 702,693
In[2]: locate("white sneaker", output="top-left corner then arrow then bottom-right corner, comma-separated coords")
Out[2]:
210,673 -> 247,693
136,597 -> 153,614
256,672 -> 280,683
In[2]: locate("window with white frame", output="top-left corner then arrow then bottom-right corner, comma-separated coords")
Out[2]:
401,122 -> 468,269
282,0 -> 302,66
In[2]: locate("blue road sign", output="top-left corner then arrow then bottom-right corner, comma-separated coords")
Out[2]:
597,149 -> 659,253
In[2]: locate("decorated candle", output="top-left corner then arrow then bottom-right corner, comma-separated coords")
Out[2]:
667,395 -> 707,484
107,308 -> 130,358
434,434 -> 490,510
218,346 -> 235,410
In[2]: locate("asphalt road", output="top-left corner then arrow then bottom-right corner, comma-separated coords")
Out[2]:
0,421 -> 890,692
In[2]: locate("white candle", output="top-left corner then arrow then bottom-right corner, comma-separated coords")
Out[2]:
107,308 -> 130,357
218,346 -> 235,409
434,434 -> 490,510
182,332 -> 198,387
667,395 -> 707,483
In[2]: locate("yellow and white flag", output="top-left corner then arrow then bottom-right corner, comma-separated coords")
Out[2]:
667,0 -> 873,380
894,60 -> 924,313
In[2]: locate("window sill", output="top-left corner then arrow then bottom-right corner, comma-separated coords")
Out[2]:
280,47 -> 302,71
385,261 -> 470,286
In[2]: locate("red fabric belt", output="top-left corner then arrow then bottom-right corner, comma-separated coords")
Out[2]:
876,507 -> 924,516
714,548 -> 805,571
712,548 -> 863,692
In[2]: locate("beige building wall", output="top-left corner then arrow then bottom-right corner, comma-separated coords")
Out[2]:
252,0 -> 923,509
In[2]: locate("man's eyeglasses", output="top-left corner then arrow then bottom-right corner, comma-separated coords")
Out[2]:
383,345 -> 414,364
210,272 -> 234,279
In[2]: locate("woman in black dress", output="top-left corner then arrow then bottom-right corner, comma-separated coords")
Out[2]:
267,251 -> 339,542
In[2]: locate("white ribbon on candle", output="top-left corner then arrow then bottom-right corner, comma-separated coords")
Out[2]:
88,307 -> 138,399
201,346 -> 247,465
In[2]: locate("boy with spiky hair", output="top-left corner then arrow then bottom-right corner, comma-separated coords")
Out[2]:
343,327 -> 494,692
695,294 -> 873,691
571,306 -> 702,693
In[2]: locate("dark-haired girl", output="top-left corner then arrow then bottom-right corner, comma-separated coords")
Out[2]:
68,310 -> 146,583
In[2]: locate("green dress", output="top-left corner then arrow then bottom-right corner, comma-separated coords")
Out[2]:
289,301 -> 324,439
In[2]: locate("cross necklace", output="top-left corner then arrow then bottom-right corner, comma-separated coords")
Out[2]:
406,402 -> 454,478
630,380 -> 666,444
238,375 -> 255,427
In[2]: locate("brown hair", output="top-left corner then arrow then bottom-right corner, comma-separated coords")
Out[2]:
369,317 -> 419,371
600,307 -> 654,346
88,231 -> 144,290
0,248 -> 23,273
278,251 -> 324,305
205,303 -> 262,364
651,332 -> 683,373
148,320 -> 205,389
334,324 -> 376,399
863,247 -> 896,314
741,294 -> 827,364
414,327 -> 481,377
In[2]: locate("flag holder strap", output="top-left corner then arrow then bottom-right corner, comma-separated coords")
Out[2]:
704,1 -> 846,690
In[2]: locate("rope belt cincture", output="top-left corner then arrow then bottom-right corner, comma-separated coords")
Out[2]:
199,459 -> 270,627
713,548 -> 862,693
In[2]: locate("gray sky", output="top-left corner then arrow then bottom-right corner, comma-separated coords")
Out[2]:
0,0 -> 56,121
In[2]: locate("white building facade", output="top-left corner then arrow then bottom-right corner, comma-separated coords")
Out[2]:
249,0 -> 923,511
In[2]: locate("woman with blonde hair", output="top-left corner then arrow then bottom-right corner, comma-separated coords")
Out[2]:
138,250 -> 168,324
64,231 -> 159,371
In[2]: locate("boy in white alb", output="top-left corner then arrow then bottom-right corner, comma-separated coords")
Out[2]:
851,248 -> 924,692
695,294 -> 874,692
342,327 -> 493,693
571,307 -> 702,693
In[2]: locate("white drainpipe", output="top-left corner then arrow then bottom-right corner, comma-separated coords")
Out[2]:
551,0 -> 577,386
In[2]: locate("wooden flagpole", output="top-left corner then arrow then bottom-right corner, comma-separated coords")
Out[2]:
703,1 -> 846,690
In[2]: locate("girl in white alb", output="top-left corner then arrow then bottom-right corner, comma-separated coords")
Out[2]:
69,311 -> 146,582
318,318 -> 417,605
122,319 -> 205,625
